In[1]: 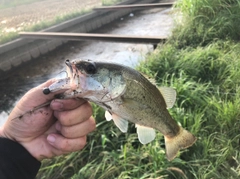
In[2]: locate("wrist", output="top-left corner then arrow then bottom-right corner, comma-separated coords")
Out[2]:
0,127 -> 43,161
20,142 -> 45,161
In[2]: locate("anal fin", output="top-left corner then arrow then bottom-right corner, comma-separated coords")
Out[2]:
136,124 -> 156,144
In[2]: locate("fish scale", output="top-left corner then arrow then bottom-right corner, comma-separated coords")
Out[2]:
119,73 -> 179,137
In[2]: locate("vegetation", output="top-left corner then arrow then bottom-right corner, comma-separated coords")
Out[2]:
0,0 -> 124,9
171,0 -> 240,47
36,0 -> 240,178
0,0 -> 45,9
102,0 -> 124,6
0,9 -> 90,44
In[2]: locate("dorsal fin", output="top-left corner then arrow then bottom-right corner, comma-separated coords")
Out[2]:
142,73 -> 157,85
159,87 -> 176,109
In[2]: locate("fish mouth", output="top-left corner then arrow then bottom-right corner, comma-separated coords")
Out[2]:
64,59 -> 98,93
65,59 -> 73,74
65,59 -> 80,91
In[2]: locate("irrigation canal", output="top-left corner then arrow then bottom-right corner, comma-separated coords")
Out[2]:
0,7 -> 174,125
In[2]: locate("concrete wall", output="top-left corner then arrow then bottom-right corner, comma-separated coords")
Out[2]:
0,0 -> 156,78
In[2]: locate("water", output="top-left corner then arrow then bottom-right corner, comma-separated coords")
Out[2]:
0,8 -> 174,124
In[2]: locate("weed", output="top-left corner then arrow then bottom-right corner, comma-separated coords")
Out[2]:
171,0 -> 240,47
102,0 -> 124,6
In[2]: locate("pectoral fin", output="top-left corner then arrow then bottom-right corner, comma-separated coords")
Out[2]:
136,124 -> 156,144
159,87 -> 176,109
105,111 -> 128,133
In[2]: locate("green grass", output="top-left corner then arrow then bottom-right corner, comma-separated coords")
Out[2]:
171,0 -> 240,47
36,0 -> 240,178
0,31 -> 19,44
137,41 -> 240,178
102,0 -> 124,6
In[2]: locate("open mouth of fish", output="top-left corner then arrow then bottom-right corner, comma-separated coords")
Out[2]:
43,59 -> 80,94
43,59 -> 126,102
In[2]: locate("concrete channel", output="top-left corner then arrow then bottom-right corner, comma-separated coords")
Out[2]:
0,0 -> 162,78
0,0 -> 174,124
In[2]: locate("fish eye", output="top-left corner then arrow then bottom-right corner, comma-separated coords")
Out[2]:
85,63 -> 97,74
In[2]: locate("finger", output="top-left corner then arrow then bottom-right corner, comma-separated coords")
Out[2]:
54,102 -> 92,126
56,116 -> 95,138
50,98 -> 87,111
47,133 -> 87,153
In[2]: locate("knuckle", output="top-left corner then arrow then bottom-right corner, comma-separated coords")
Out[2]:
81,102 -> 92,117
62,98 -> 77,108
59,137 -> 87,152
58,112 -> 72,126
61,127 -> 71,138
88,117 -> 96,131
59,140 -> 70,151
78,136 -> 87,148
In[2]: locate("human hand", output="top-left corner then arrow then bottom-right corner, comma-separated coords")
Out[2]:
0,79 -> 95,161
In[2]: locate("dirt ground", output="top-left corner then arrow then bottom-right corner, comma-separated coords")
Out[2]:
0,0 -> 102,33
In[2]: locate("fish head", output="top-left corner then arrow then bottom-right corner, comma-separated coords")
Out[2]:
65,59 -> 127,102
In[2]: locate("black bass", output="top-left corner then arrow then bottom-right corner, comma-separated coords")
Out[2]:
43,59 -> 196,161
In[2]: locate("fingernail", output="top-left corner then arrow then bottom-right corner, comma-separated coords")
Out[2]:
51,100 -> 63,110
47,135 -> 56,143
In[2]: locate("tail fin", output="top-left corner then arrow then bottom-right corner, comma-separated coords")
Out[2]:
164,127 -> 196,161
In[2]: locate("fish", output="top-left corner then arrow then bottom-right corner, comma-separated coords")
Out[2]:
43,59 -> 197,161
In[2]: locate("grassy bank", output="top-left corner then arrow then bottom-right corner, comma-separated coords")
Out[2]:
37,0 -> 240,178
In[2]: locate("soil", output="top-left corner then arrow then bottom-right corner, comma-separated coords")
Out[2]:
0,0 -> 102,33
